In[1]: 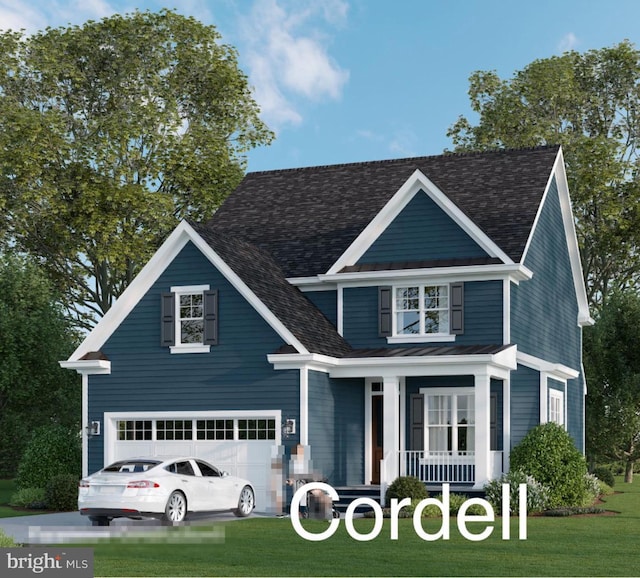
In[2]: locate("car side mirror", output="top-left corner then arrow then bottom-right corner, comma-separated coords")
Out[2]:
221,471 -> 229,478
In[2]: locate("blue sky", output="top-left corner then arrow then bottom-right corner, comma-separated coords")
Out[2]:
2,0 -> 640,172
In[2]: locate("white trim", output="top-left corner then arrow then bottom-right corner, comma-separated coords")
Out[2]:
516,351 -> 579,380
520,148 -> 593,327
268,345 -> 517,380
300,368 -> 309,446
315,263 -> 531,287
67,220 -> 309,361
170,344 -> 211,354
503,279 -> 511,345
170,284 -> 210,293
59,359 -> 111,375
387,335 -> 456,344
326,169 -> 513,275
337,285 -> 344,336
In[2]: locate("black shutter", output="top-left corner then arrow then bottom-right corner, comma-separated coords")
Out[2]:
203,290 -> 218,345
161,292 -> 175,346
410,393 -> 424,450
379,286 -> 392,337
450,282 -> 464,334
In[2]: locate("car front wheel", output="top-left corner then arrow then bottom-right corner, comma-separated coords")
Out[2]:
163,491 -> 187,523
233,485 -> 255,517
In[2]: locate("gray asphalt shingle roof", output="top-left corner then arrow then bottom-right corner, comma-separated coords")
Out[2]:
198,146 -> 559,356
208,146 -> 560,278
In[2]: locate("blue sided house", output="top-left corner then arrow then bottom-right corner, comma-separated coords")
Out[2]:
62,145 -> 593,511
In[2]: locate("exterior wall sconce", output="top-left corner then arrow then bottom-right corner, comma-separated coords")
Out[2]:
86,421 -> 101,437
283,418 -> 296,437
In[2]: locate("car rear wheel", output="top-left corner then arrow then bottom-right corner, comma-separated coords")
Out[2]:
233,485 -> 255,517
163,491 -> 187,523
89,516 -> 110,526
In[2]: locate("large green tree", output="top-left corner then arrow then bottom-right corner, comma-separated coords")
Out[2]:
0,9 -> 273,328
0,254 -> 80,477
448,40 -> 640,311
584,290 -> 640,482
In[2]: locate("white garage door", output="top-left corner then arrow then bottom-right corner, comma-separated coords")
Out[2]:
104,410 -> 281,513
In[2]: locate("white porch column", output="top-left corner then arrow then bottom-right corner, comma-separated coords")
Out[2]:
474,372 -> 491,489
382,375 -> 400,483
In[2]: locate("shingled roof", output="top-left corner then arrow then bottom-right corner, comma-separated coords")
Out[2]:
208,146 -> 560,278
192,224 -> 352,357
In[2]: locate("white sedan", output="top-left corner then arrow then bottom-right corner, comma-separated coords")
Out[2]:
78,457 -> 255,525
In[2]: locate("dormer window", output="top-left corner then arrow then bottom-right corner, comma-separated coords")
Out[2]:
161,285 -> 218,353
379,283 -> 463,343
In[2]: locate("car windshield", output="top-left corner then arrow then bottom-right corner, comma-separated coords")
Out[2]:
102,460 -> 161,473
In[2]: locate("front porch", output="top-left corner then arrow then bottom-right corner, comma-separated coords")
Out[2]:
341,345 -> 518,495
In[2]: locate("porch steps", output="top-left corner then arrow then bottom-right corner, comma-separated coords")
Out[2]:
333,485 -> 486,513
333,485 -> 380,513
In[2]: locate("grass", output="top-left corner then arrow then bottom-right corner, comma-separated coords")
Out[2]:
80,479 -> 638,576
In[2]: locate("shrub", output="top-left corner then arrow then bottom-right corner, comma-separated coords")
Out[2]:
592,466 -> 615,488
385,476 -> 428,506
9,487 -> 47,509
45,474 -> 79,511
15,424 -> 81,490
582,473 -> 601,506
484,469 -> 551,514
598,480 -> 614,496
510,423 -> 587,508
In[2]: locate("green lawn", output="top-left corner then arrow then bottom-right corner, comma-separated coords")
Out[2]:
81,481 -> 638,577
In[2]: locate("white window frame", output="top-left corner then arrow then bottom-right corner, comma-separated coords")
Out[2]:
389,284 -> 455,344
549,389 -> 564,426
421,387 -> 475,457
170,284 -> 210,354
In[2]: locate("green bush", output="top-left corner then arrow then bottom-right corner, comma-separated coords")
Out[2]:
484,469 -> 551,514
593,466 -> 615,488
9,487 -> 47,509
45,474 -> 79,511
583,473 -> 601,506
15,424 -> 81,490
510,423 -> 588,508
385,476 -> 428,506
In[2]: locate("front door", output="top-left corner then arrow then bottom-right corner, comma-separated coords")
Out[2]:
371,396 -> 383,484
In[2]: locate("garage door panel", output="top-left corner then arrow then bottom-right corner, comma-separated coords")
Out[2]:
109,413 -> 280,513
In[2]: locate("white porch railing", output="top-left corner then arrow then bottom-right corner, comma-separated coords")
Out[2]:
399,450 -> 475,484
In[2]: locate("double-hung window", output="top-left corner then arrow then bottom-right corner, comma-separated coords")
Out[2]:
549,389 -> 564,426
424,389 -> 475,456
161,285 -> 218,353
395,284 -> 450,335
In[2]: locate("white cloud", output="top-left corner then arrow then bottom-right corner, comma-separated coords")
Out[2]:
0,0 -> 49,32
240,0 -> 350,130
558,32 -> 579,53
0,0 -> 117,33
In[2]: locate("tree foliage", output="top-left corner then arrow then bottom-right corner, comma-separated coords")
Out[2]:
448,40 -> 640,310
0,255 -> 80,477
584,290 -> 640,481
0,10 -> 273,328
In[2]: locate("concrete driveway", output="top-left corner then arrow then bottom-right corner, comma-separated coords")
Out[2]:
0,510 -> 265,544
